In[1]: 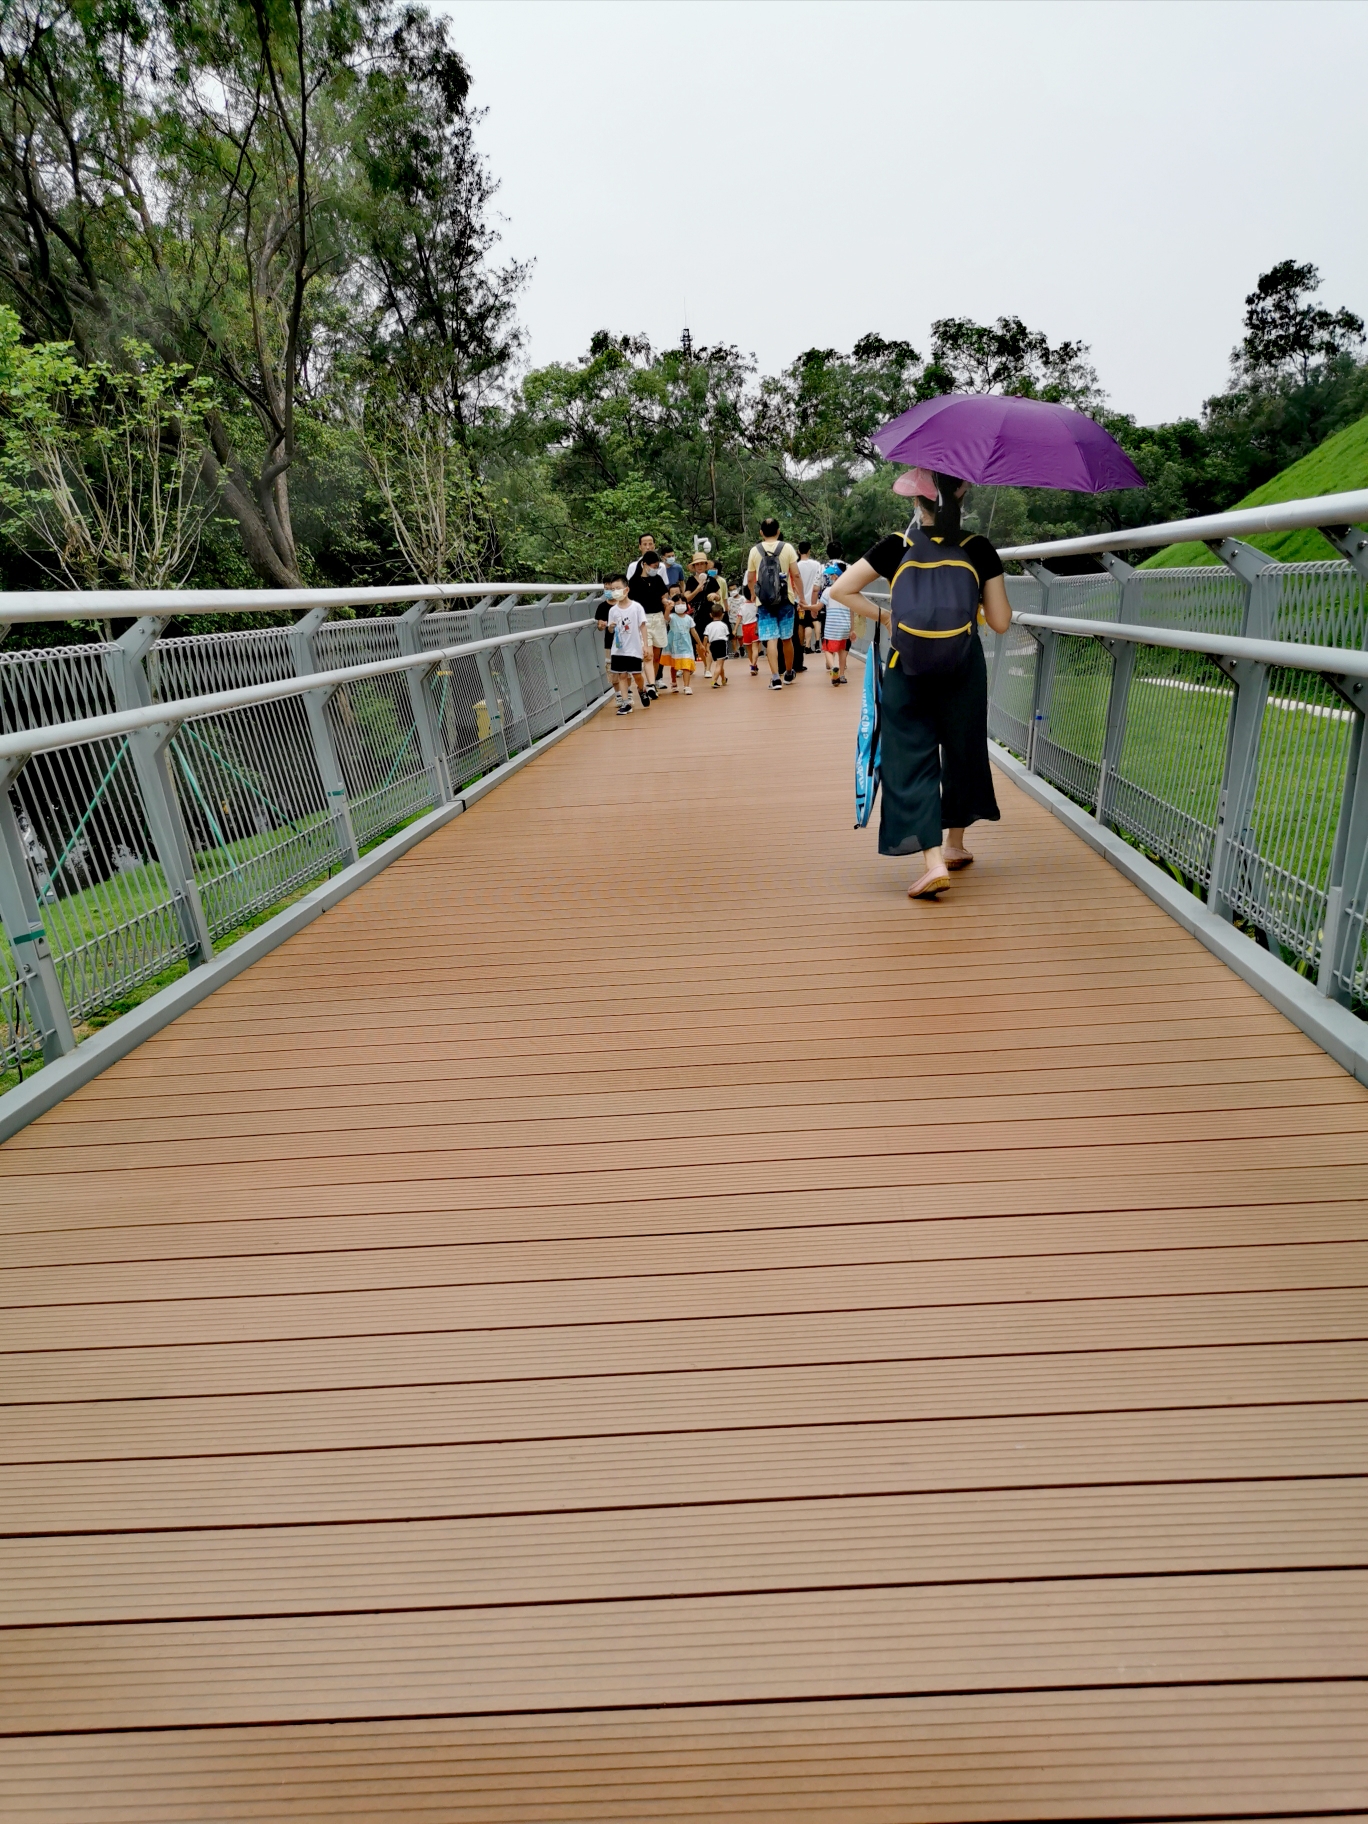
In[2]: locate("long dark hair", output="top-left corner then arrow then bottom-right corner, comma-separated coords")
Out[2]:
927,472 -> 965,540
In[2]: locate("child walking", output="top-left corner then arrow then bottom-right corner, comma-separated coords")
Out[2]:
739,583 -> 761,675
597,576 -> 652,715
820,561 -> 852,685
704,610 -> 731,687
662,591 -> 697,694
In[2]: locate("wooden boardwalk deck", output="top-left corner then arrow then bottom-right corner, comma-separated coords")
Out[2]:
2,661 -> 1366,1820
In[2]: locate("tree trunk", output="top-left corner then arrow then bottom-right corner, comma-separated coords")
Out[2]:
203,414 -> 302,588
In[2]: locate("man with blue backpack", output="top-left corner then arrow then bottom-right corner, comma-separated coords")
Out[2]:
744,518 -> 803,690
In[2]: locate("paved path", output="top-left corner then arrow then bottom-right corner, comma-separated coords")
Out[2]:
3,660 -> 1366,1818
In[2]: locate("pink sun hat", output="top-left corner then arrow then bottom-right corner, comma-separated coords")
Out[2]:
892,466 -> 939,501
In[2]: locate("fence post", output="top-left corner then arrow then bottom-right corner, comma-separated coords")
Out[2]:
525,593 -> 565,723
0,753 -> 77,1062
459,594 -> 505,753
1316,670 -> 1368,1001
1093,554 -> 1139,825
1207,538 -> 1276,922
396,601 -> 453,806
482,595 -> 531,752
1319,523 -> 1368,580
288,608 -> 360,868
1024,563 -> 1057,774
104,617 -> 215,967
544,597 -> 587,719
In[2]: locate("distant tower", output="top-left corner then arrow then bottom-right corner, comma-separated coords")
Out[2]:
681,327 -> 693,358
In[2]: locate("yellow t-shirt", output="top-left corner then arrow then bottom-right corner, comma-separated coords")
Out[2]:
746,540 -> 799,606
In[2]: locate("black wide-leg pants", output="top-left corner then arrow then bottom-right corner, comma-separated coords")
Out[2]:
877,634 -> 1001,857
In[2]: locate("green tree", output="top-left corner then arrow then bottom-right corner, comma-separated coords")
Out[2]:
1236,260 -> 1364,386
921,315 -> 1101,407
0,306 -> 220,587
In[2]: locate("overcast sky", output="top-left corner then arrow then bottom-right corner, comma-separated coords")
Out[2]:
438,0 -> 1368,426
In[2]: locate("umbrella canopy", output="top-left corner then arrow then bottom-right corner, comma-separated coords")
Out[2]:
871,394 -> 1145,493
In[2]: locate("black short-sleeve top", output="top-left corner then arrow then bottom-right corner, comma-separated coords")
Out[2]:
863,530 -> 1004,593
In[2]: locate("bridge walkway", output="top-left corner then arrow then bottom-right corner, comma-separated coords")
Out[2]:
2,662 -> 1365,1819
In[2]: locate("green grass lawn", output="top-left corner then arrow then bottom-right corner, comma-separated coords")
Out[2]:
1143,413 -> 1368,567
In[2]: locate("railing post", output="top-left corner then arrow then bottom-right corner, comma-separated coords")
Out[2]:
525,593 -> 565,722
1316,670 -> 1368,1001
544,596 -> 587,718
1094,554 -> 1139,825
0,753 -> 77,1061
1319,522 -> 1368,581
396,601 -> 453,805
104,617 -> 214,967
1024,563 -> 1057,773
482,596 -> 531,751
458,594 -> 501,751
1207,538 -> 1276,921
288,608 -> 361,868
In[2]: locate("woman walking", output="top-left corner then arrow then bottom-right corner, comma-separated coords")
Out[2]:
828,469 -> 1012,899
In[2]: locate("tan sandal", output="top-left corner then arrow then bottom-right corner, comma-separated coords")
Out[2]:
908,868 -> 951,899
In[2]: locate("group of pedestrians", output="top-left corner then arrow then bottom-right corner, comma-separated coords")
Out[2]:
599,471 -> 1016,909
598,525 -> 853,715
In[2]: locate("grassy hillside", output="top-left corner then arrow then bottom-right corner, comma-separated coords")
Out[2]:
1142,413 -> 1368,567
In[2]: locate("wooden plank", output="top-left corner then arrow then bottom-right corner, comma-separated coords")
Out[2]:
5,1479 -> 1362,1627
7,1339 -> 1365,1466
4,1292 -> 1361,1406
3,666 -> 1366,1814
2,1687 -> 1364,1821
5,1240 -> 1364,1351
3,1188 -> 1365,1275
5,1572 -> 1366,1731
4,1402 -> 1362,1534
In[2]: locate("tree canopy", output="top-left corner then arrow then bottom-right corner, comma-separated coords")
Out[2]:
0,7 -> 1362,610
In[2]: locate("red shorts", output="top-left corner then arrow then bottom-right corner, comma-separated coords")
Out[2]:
741,622 -> 759,644
822,638 -> 849,653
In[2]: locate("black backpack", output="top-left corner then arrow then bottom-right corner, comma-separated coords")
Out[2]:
754,540 -> 788,609
888,526 -> 981,676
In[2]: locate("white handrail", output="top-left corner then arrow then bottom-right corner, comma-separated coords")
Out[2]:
1010,611 -> 1368,677
0,580 -> 599,625
0,618 -> 598,761
998,490 -> 1368,562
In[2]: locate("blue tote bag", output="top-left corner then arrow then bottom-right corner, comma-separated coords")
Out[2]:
854,622 -> 882,828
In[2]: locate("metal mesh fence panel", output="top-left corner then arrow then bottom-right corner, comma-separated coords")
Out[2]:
1034,635 -> 1113,807
326,671 -> 434,849
153,628 -> 342,938
987,632 -> 1037,756
419,608 -> 509,788
168,704 -> 340,940
1039,575 -> 1123,623
481,635 -> 531,756
1270,562 -> 1368,648
1223,668 -> 1355,968
0,640 -> 118,733
8,739 -> 188,1020
1004,575 -> 1044,615
1130,567 -> 1246,635
0,937 -> 36,1073
1109,646 -> 1233,886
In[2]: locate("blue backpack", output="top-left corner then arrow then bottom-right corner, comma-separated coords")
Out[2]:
854,620 -> 881,829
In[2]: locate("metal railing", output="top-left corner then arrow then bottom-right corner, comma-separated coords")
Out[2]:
979,492 -> 1368,1011
0,584 -> 607,1078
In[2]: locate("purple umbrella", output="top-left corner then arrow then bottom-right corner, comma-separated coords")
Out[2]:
871,393 -> 1145,493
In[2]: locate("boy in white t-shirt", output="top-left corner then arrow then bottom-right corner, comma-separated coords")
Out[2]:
703,613 -> 731,688
596,576 -> 652,716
